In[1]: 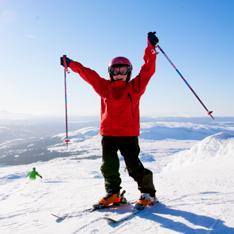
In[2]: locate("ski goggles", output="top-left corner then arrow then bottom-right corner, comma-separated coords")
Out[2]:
109,66 -> 131,76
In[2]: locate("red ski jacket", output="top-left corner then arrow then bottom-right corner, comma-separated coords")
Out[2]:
69,43 -> 156,136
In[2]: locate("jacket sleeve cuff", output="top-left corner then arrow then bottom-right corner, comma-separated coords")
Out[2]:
147,39 -> 156,48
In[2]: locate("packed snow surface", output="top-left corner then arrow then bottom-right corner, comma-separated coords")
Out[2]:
0,118 -> 234,233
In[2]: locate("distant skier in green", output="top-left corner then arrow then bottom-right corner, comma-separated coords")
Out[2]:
27,167 -> 42,180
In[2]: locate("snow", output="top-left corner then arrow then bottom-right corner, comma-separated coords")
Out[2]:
165,132 -> 234,169
0,118 -> 234,233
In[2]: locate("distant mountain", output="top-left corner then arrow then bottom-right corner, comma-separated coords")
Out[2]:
0,111 -> 34,120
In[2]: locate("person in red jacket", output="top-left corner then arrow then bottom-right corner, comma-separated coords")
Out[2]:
60,32 -> 159,209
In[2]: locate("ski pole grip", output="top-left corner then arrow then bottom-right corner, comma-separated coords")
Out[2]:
63,55 -> 69,73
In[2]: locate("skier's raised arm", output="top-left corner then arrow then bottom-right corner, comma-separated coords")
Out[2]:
130,32 -> 159,95
60,57 -> 108,96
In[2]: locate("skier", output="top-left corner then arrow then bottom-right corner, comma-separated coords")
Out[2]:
60,32 -> 159,208
27,167 -> 42,180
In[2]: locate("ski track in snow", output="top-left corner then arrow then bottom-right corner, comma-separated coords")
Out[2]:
0,119 -> 234,233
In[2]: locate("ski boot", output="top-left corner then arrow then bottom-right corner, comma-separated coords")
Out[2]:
134,193 -> 157,210
93,190 -> 127,210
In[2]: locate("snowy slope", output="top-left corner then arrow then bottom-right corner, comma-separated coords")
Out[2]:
0,120 -> 234,234
165,132 -> 234,168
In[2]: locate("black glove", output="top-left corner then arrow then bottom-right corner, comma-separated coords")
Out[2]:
148,32 -> 159,46
60,55 -> 72,67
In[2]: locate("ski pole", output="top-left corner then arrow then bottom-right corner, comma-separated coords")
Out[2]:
62,55 -> 70,146
157,45 -> 214,120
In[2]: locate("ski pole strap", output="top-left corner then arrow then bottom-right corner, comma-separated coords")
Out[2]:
120,190 -> 126,197
157,45 -> 214,120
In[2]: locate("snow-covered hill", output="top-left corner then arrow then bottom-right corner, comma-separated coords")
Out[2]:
165,132 -> 234,168
0,118 -> 234,233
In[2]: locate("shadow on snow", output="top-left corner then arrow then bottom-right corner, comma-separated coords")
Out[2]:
137,203 -> 234,234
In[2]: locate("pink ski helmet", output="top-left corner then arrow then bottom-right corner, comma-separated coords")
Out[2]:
108,56 -> 133,82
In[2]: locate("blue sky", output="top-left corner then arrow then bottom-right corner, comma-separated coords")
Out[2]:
0,0 -> 233,118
